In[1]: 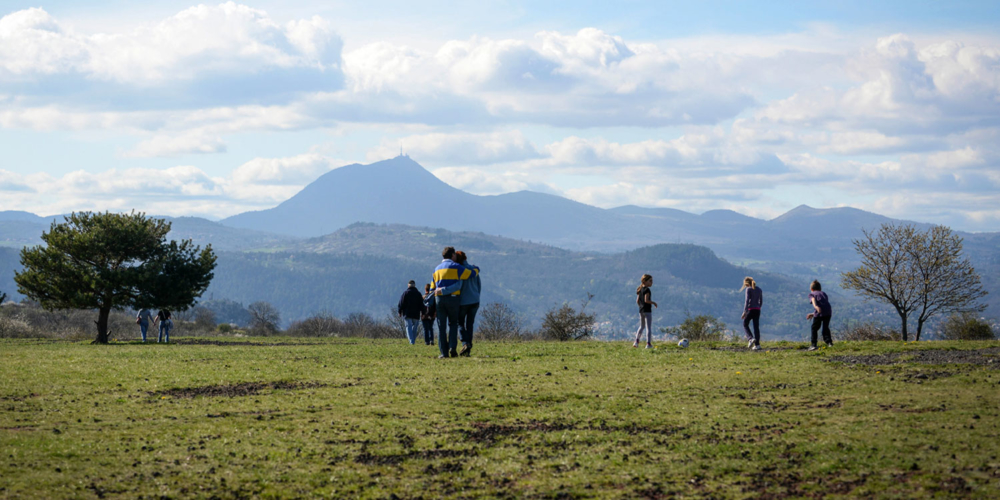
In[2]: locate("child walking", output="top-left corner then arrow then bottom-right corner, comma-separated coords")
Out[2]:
806,280 -> 833,350
741,277 -> 763,350
633,274 -> 658,348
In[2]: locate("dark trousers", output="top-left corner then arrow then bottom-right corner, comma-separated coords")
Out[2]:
811,315 -> 832,346
459,302 -> 480,348
743,309 -> 761,344
436,296 -> 461,356
422,319 -> 435,345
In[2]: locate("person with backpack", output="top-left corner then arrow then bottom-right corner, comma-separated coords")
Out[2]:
741,277 -> 763,350
633,274 -> 658,348
398,280 -> 426,344
421,284 -> 436,346
806,280 -> 833,350
454,251 -> 481,357
153,309 -> 172,343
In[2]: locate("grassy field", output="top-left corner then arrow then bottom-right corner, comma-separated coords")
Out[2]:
1,338 -> 999,499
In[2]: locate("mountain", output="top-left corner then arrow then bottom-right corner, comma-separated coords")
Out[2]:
201,223 -> 815,338
0,212 -> 295,252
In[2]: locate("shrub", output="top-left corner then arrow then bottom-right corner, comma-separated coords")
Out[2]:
834,321 -> 902,342
478,302 -> 525,341
541,302 -> 595,341
217,323 -> 234,334
661,314 -> 727,341
285,312 -> 344,337
937,313 -> 996,340
247,301 -> 281,336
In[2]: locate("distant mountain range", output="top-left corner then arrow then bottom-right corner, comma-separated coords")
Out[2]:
1,156 -> 996,335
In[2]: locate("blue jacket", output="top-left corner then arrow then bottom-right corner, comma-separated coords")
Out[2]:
744,287 -> 763,312
459,264 -> 481,305
433,259 -> 471,297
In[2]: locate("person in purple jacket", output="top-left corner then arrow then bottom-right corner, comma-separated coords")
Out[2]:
740,277 -> 763,350
806,280 -> 833,350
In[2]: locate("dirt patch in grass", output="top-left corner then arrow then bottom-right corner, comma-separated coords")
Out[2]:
827,348 -> 1000,367
711,346 -> 802,352
150,380 -> 328,399
462,420 -> 684,445
354,448 -> 476,466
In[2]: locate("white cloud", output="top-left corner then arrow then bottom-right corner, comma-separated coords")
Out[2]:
124,132 -> 227,158
366,130 -> 541,165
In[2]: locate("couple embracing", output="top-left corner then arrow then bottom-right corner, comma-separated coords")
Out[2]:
432,246 -> 481,358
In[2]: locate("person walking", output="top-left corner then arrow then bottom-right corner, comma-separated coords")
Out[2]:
633,274 -> 657,348
454,251 -> 481,357
397,280 -> 426,344
136,307 -> 153,342
433,246 -> 472,359
806,280 -> 833,350
421,284 -> 436,346
153,308 -> 172,343
741,277 -> 763,350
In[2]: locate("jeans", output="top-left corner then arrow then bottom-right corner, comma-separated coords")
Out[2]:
139,321 -> 149,342
422,319 -> 435,345
811,315 -> 832,346
404,318 -> 420,344
634,312 -> 652,344
459,302 -> 480,348
743,309 -> 761,344
436,296 -> 461,357
158,320 -> 172,343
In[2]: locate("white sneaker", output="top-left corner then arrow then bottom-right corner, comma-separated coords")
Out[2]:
645,343 -> 653,349
747,338 -> 754,349
751,344 -> 760,351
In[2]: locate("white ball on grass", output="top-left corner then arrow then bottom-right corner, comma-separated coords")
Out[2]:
678,338 -> 689,348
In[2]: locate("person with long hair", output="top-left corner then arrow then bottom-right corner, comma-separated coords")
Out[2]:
740,276 -> 763,350
633,274 -> 658,348
806,280 -> 833,350
454,251 -> 481,357
432,246 -> 472,358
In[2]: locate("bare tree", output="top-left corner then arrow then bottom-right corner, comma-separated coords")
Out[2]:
478,302 -> 524,341
247,301 -> 281,335
842,223 -> 986,341
908,226 -> 987,340
842,224 -> 922,341
541,293 -> 596,341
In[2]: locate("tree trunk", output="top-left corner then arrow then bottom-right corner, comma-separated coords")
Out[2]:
915,319 -> 924,341
93,306 -> 111,344
899,315 -> 909,342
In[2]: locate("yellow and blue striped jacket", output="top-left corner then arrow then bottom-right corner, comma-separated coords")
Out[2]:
433,259 -> 472,296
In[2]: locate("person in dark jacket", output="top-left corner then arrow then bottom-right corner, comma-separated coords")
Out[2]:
153,309 -> 172,343
421,283 -> 436,346
741,276 -> 763,350
397,280 -> 426,344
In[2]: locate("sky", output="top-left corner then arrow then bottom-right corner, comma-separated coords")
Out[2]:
1,1 -> 999,231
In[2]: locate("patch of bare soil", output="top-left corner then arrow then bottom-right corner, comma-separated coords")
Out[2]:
461,420 -> 684,445
827,348 -> 1000,367
150,380 -> 327,398
354,448 -> 476,466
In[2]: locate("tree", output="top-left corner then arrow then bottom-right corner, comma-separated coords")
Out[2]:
908,226 -> 987,340
0,290 -> 6,304
661,314 -> 728,341
541,293 -> 596,341
842,223 -> 986,341
842,224 -> 922,341
247,301 -> 281,335
478,302 -> 525,340
14,212 -> 216,344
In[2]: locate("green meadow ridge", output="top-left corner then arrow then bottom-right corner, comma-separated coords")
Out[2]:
1,338 -> 999,498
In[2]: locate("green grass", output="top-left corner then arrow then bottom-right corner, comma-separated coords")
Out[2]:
1,338 -> 999,499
